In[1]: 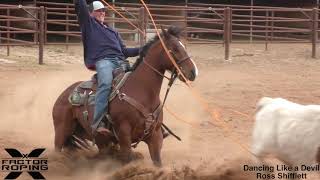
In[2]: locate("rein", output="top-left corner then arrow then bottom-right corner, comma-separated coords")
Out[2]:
142,49 -> 190,81
132,49 -> 190,143
130,70 -> 179,148
117,52 -> 186,147
143,60 -> 171,80
117,42 -> 189,147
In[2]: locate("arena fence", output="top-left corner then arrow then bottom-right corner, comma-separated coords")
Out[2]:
0,2 -> 319,64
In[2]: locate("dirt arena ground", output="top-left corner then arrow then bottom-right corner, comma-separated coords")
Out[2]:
0,43 -> 320,180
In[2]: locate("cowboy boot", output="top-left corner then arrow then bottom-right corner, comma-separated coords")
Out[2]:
95,121 -> 112,137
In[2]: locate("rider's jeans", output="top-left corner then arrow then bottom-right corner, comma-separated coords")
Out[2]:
92,57 -> 121,131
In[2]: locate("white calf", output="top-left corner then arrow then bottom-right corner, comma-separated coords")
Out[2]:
252,97 -> 320,165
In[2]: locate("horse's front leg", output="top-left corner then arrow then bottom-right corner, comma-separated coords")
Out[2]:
146,127 -> 163,167
118,122 -> 133,163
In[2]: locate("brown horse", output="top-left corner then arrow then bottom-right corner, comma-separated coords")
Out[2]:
52,26 -> 198,166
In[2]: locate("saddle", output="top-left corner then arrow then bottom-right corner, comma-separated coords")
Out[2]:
68,68 -> 131,107
68,66 -> 173,143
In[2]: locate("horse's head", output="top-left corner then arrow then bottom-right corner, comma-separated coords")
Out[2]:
161,26 -> 198,82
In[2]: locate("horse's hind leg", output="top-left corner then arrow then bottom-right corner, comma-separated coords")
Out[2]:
53,82 -> 81,152
53,107 -> 77,152
54,123 -> 65,152
146,127 -> 163,167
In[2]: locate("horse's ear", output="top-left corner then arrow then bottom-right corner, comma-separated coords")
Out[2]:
161,26 -> 169,39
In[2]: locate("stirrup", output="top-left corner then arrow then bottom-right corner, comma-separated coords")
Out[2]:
96,127 -> 112,136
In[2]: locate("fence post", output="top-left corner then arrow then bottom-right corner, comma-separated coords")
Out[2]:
138,7 -> 144,46
265,10 -> 269,51
184,6 -> 188,46
250,3 -> 253,42
39,6 -> 44,65
33,0 -> 38,44
66,5 -> 70,50
271,11 -> 274,41
34,7 -> 39,44
224,7 -> 231,60
312,8 -> 318,58
44,7 -> 47,44
144,7 -> 149,44
138,7 -> 147,46
230,8 -> 233,43
6,9 -> 10,56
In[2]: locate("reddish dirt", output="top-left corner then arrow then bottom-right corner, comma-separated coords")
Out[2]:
0,43 -> 319,179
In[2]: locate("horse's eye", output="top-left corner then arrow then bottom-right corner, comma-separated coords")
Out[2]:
172,46 -> 179,52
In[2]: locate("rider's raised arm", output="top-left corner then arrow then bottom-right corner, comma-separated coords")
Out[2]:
117,32 -> 140,58
74,0 -> 91,26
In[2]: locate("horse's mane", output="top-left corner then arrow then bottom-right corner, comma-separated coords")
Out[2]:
131,26 -> 183,71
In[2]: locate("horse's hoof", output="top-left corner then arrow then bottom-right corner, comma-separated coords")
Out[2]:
153,161 -> 162,167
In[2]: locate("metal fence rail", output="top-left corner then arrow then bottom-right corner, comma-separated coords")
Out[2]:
0,2 -> 319,64
0,4 -> 44,63
37,1 -> 142,46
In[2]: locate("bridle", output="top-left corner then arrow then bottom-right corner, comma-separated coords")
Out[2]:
124,39 -> 191,146
143,48 -> 191,81
166,49 -> 190,82
169,50 -> 190,67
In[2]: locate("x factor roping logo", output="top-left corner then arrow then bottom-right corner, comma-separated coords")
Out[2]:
1,148 -> 48,179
